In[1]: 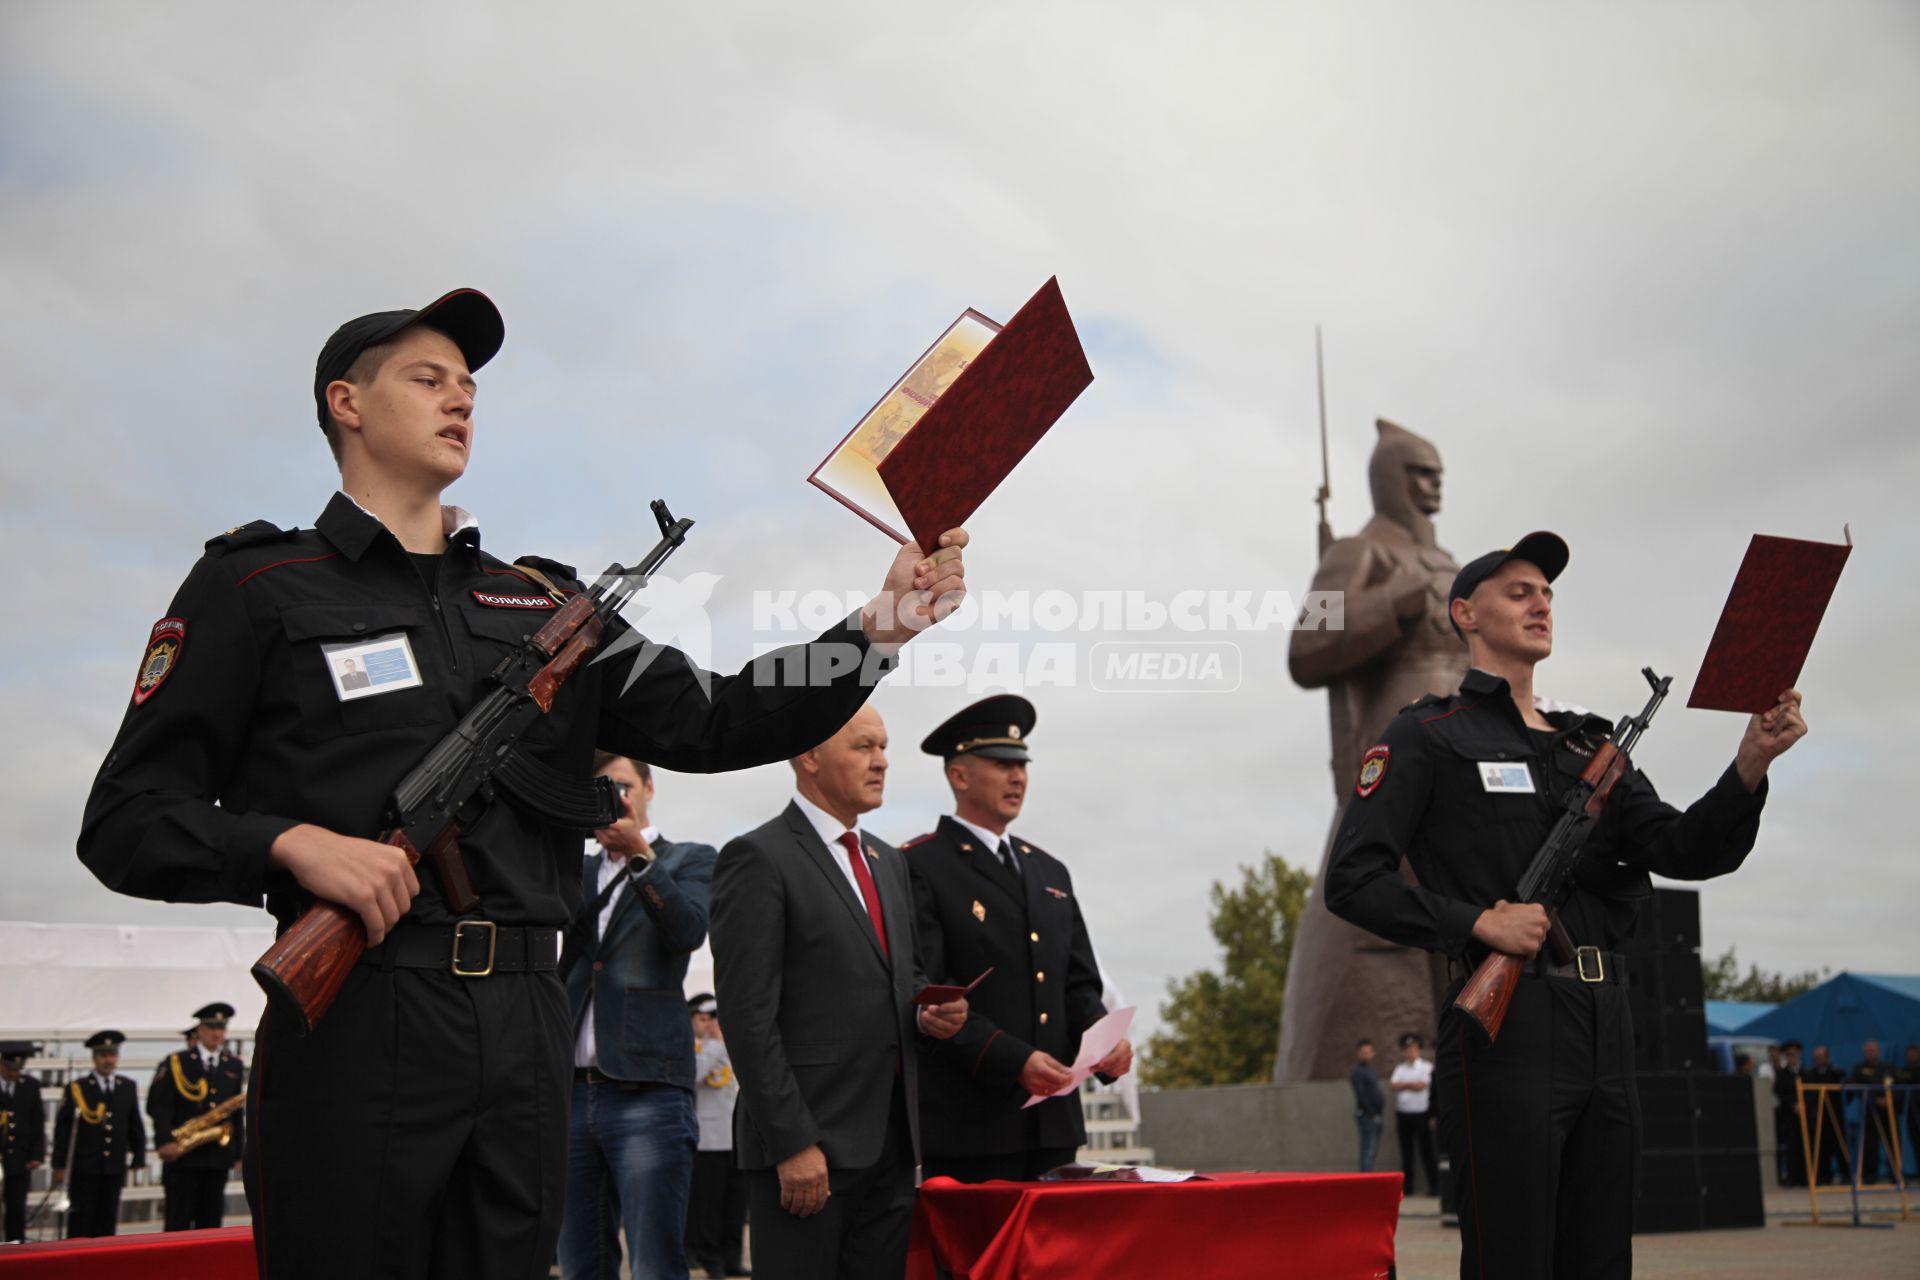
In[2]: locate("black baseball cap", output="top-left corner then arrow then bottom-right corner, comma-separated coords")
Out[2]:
313,288 -> 505,431
1447,531 -> 1570,635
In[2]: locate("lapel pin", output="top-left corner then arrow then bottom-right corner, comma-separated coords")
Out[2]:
972,900 -> 987,922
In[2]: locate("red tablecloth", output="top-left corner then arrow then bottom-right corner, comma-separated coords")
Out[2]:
0,1226 -> 256,1278
908,1171 -> 1402,1280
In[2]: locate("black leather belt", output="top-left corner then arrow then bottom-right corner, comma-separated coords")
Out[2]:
1540,946 -> 1626,985
1453,946 -> 1628,987
360,922 -> 559,977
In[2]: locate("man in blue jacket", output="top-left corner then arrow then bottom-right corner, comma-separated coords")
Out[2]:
560,752 -> 717,1280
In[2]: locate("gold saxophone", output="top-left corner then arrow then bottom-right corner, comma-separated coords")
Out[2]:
172,1092 -> 246,1155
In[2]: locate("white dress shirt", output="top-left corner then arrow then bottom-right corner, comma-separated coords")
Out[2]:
792,792 -> 871,913
574,826 -> 659,1070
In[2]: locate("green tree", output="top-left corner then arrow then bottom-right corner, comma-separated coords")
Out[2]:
1139,852 -> 1312,1088
1701,947 -> 1827,1004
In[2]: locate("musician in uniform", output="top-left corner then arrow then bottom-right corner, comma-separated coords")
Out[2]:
1,1040 -> 47,1242
901,695 -> 1132,1182
52,1030 -> 145,1238
149,1002 -> 246,1230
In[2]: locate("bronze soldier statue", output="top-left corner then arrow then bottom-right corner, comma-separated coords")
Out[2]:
1274,419 -> 1467,1082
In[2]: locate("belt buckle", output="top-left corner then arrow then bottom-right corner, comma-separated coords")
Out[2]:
1575,945 -> 1605,984
451,920 -> 497,977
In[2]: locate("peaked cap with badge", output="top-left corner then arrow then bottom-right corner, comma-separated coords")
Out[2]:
920,693 -> 1035,763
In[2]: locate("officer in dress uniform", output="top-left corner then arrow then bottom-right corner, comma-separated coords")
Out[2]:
149,1002 -> 246,1231
901,695 -> 1133,1182
1,1041 -> 47,1242
52,1031 -> 146,1238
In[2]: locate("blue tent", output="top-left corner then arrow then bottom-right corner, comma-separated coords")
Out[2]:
1706,1000 -> 1777,1038
1739,973 -> 1920,1068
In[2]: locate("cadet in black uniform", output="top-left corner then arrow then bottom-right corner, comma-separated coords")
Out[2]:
1,1041 -> 47,1242
76,289 -> 971,1280
902,695 -> 1131,1182
52,1031 -> 145,1238
149,1002 -> 246,1231
1325,532 -> 1807,1280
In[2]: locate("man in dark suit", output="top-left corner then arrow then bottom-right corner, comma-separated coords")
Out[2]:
149,1002 -> 246,1230
1,1041 -> 47,1242
52,1030 -> 146,1237
901,695 -> 1131,1183
711,703 -> 967,1280
559,753 -> 717,1280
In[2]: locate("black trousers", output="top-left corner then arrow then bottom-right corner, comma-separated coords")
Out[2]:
920,1145 -> 1078,1184
65,1173 -> 122,1238
1435,975 -> 1637,1280
1396,1111 -> 1440,1196
244,963 -> 570,1279
744,1085 -> 915,1280
687,1148 -> 749,1273
163,1163 -> 231,1230
3,1160 -> 29,1241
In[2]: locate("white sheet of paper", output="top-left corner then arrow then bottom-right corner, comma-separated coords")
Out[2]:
1022,1005 -> 1134,1109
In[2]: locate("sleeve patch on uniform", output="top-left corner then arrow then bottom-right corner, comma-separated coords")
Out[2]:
1355,744 -> 1390,797
133,617 -> 186,706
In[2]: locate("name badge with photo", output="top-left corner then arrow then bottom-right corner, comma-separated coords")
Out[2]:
321,632 -> 424,702
1478,761 -> 1536,794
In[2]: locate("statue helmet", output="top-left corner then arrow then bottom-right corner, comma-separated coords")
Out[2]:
1367,418 -> 1443,524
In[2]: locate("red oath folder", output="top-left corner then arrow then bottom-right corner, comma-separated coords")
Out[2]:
877,277 -> 1094,552
1688,528 -> 1851,713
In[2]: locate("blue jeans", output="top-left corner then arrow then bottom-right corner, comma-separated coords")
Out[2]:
1356,1112 -> 1384,1172
559,1081 -> 698,1280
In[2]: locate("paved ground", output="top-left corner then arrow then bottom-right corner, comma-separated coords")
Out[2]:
1392,1189 -> 1920,1279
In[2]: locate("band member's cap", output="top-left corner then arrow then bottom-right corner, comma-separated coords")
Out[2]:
687,993 -> 718,1015
920,694 -> 1036,762
193,1002 -> 235,1028
84,1030 -> 127,1051
1447,531 -> 1570,635
314,288 -> 505,432
0,1041 -> 40,1066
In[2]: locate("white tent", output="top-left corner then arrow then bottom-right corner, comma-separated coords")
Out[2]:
0,920 -> 274,1041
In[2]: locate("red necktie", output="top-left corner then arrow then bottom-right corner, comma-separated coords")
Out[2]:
837,831 -> 889,960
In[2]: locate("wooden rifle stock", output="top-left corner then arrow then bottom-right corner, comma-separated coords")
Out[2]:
252,825 -> 459,1036
1455,911 -> 1577,1042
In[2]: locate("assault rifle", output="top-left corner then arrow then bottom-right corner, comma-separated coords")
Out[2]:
1452,667 -> 1672,1042
252,499 -> 695,1034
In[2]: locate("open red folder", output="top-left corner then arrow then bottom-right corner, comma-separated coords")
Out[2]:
914,967 -> 993,1007
1687,528 -> 1852,713
809,278 -> 1094,548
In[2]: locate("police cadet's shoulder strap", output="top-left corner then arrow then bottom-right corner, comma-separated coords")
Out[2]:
204,520 -> 291,553
899,832 -> 935,850
1403,692 -> 1445,713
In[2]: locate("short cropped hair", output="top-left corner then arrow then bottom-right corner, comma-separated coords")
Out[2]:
592,750 -> 652,782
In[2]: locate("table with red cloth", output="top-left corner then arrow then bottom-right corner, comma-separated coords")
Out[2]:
0,1226 -> 257,1278
908,1171 -> 1403,1280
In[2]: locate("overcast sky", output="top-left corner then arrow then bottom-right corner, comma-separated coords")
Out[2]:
4,2 -> 1915,1040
